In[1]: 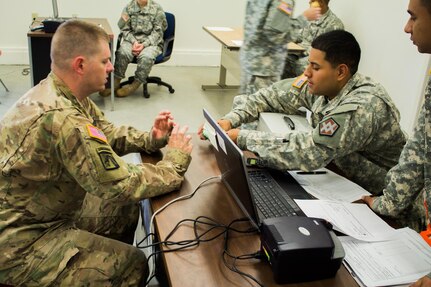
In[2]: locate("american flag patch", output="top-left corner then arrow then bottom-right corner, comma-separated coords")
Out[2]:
278,1 -> 293,15
292,74 -> 308,89
319,118 -> 339,137
86,124 -> 108,143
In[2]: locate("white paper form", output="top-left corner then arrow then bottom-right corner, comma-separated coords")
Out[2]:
288,168 -> 371,202
295,200 -> 396,241
340,228 -> 431,287
203,121 -> 218,151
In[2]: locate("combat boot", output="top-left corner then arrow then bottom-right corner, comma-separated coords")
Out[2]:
116,80 -> 142,97
99,77 -> 121,97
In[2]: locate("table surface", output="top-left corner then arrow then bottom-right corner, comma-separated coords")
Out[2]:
146,135 -> 358,287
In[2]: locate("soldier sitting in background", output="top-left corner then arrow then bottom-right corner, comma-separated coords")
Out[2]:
0,20 -> 192,286
100,0 -> 167,98
200,30 -> 406,195
283,0 -> 344,79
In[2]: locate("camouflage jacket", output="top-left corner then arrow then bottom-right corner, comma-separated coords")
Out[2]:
0,73 -> 191,270
291,8 -> 344,56
372,76 -> 431,233
121,0 -> 167,50
241,0 -> 307,75
222,73 -> 406,194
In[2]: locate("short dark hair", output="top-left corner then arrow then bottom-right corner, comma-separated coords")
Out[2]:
420,0 -> 431,14
311,30 -> 361,75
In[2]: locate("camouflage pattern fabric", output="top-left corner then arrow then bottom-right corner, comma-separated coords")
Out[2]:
239,0 -> 307,95
114,0 -> 167,83
0,73 -> 191,286
372,76 -> 431,233
222,73 -> 406,194
283,9 -> 344,78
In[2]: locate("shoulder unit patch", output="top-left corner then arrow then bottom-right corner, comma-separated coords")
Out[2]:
319,118 -> 339,137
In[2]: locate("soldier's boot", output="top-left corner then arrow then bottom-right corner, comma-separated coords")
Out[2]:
99,77 -> 122,97
116,80 -> 142,97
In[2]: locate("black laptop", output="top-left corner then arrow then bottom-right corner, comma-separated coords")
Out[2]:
203,109 -> 312,229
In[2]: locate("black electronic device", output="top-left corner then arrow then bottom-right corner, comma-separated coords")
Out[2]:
42,18 -> 66,33
260,216 -> 345,284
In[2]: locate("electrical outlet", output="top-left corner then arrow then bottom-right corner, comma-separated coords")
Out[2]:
31,12 -> 38,20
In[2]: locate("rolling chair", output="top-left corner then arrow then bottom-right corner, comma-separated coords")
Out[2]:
117,12 -> 175,98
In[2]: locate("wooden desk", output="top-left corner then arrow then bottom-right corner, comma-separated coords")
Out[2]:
201,26 -> 306,92
27,18 -> 116,111
147,135 -> 358,287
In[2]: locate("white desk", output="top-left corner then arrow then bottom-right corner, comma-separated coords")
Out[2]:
202,26 -> 305,91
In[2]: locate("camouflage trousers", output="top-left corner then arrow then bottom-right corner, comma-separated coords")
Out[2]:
239,74 -> 279,95
0,194 -> 147,287
282,53 -> 308,79
114,41 -> 162,84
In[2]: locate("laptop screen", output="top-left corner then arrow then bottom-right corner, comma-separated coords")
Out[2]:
203,109 -> 260,228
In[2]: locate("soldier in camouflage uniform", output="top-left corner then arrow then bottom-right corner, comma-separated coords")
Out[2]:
239,0 -> 321,95
0,20 -> 192,286
282,0 -> 344,79
100,0 -> 167,98
216,30 -> 406,195
363,0 -> 431,285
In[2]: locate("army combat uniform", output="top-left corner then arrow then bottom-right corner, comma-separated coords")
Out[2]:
283,8 -> 344,79
240,0 -> 307,95
0,73 -> 191,286
114,0 -> 167,84
222,73 -> 406,194
372,77 -> 431,237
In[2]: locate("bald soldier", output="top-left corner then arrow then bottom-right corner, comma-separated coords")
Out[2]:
0,20 -> 192,286
211,30 -> 406,195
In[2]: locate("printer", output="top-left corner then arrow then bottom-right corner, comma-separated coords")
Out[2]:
260,216 -> 345,284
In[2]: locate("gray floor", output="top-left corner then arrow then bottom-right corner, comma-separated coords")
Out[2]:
0,65 -> 238,132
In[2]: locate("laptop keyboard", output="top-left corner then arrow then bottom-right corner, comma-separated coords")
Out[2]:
248,170 -> 301,219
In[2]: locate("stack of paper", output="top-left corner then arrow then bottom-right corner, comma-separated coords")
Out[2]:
295,200 -> 431,286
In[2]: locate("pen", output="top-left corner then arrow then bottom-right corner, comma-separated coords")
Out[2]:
296,171 -> 327,175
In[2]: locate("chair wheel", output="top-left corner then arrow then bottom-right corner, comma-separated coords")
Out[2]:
144,93 -> 150,98
169,88 -> 175,94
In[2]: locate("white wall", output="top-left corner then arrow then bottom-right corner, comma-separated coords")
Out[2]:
0,0 -> 429,133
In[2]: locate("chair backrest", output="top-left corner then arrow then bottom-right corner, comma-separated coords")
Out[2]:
155,12 -> 175,64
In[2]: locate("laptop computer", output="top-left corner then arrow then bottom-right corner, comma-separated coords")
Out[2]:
203,109 -> 312,229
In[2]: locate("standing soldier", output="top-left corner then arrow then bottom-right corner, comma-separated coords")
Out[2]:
283,0 -> 344,79
363,0 -> 431,285
100,0 -> 167,97
0,20 -> 192,286
239,0 -> 321,95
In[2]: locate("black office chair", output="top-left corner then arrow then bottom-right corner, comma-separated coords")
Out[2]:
117,12 -> 175,98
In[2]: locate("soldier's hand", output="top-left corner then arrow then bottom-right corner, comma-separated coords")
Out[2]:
152,110 -> 174,140
217,119 -> 232,131
168,124 -> 193,154
227,128 -> 240,144
303,7 -> 321,21
361,195 -> 375,208
410,275 -> 431,287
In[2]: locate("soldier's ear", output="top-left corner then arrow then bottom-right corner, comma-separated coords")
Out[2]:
336,64 -> 349,81
71,56 -> 85,75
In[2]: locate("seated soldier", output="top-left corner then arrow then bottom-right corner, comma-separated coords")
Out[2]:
100,0 -> 167,97
283,0 -> 344,79
201,30 -> 406,195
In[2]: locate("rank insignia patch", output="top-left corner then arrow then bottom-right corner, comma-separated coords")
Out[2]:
87,124 -> 108,144
278,1 -> 293,15
319,118 -> 339,137
98,150 -> 120,170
